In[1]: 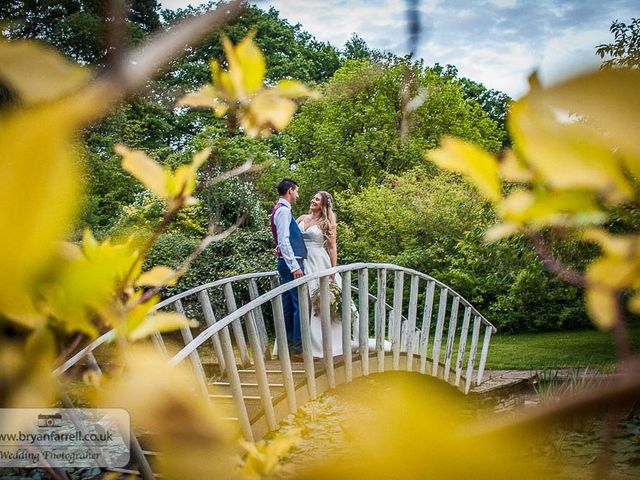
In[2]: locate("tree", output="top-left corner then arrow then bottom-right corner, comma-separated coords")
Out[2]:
337,168 -> 589,333
0,0 -> 161,64
596,17 -> 640,69
278,59 -> 505,208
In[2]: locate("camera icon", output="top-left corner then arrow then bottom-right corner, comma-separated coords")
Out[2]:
37,413 -> 62,428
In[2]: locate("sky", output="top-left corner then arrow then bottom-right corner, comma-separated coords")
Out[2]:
160,0 -> 638,98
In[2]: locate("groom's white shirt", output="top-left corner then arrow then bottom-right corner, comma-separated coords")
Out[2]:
274,198 -> 301,272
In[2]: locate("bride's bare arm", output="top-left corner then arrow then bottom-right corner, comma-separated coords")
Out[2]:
326,225 -> 338,268
297,214 -> 309,224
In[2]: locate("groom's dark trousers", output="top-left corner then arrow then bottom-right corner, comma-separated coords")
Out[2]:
277,258 -> 303,354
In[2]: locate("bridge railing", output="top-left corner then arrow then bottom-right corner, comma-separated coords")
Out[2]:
55,263 -> 496,443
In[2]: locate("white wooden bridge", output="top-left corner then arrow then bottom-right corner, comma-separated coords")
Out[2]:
55,263 -> 496,478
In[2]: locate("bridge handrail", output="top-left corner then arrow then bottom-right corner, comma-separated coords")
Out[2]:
168,263 -> 495,367
53,270 -> 278,376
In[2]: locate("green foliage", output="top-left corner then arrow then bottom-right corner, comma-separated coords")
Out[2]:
280,60 -> 505,208
144,227 -> 275,299
596,17 -> 640,69
338,168 -> 590,333
0,0 -> 161,64
162,4 -> 342,90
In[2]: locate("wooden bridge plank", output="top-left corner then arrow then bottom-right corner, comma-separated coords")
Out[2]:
298,283 -> 317,400
341,271 -> 353,382
419,280 -> 436,374
391,271 -> 404,370
405,275 -> 419,371
269,276 -> 297,413
197,289 -> 226,374
465,316 -> 482,394
223,283 -> 251,366
174,299 -> 209,399
375,269 -> 387,373
431,288 -> 448,377
357,268 -> 369,375
443,296 -> 460,380
319,276 -> 336,388
455,307 -> 472,387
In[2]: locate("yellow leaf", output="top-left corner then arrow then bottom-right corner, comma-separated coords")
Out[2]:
95,347 -> 236,480
235,32 -> 266,95
166,147 -> 210,206
498,189 -> 606,228
135,266 -> 178,287
40,233 -> 140,336
0,99 -> 89,324
0,38 -> 90,104
585,287 -> 616,329
222,36 -> 244,98
428,137 -> 502,203
484,222 -> 520,242
628,293 -> 640,314
176,85 -> 229,117
537,68 -> 640,165
244,91 -> 297,138
276,79 -> 320,99
585,253 -> 640,291
498,149 -> 532,182
582,229 -> 640,258
509,97 -> 632,202
176,84 -> 219,108
127,312 -> 197,341
115,144 -> 168,199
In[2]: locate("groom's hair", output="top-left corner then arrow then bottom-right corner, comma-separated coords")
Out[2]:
277,178 -> 298,196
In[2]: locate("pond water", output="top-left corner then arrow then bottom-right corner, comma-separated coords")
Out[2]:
261,372 -> 640,480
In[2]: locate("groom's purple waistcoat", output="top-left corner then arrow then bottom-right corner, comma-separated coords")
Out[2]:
270,203 -> 308,259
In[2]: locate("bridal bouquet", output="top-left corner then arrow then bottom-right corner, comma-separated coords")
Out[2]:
310,281 -> 343,323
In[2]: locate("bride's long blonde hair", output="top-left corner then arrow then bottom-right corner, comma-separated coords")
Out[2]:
310,191 -> 336,240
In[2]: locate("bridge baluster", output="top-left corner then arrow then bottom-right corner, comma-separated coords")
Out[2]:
341,270 -> 353,382
419,280 -> 436,374
244,307 -> 277,431
248,278 -> 270,357
223,283 -> 251,367
357,268 -> 369,375
443,296 -> 460,381
454,307 -> 472,387
219,324 -> 254,441
151,331 -> 168,356
431,288 -> 448,377
174,299 -> 209,399
464,316 -> 482,394
405,275 -> 419,371
476,325 -> 493,385
269,277 -> 297,413
319,276 -> 335,388
197,289 -> 226,374
391,270 -> 404,370
375,268 -> 387,373
86,352 -> 103,376
298,283 -> 316,399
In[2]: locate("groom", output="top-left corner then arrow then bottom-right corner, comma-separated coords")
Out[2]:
270,179 -> 308,357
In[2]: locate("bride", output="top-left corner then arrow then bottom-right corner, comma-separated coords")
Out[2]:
297,191 -> 362,358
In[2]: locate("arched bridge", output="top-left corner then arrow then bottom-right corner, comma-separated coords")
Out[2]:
56,263 -> 496,478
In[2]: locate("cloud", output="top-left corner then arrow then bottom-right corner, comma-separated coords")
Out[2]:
163,0 -> 638,97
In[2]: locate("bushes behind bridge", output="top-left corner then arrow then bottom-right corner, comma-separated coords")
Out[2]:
337,168 -> 592,334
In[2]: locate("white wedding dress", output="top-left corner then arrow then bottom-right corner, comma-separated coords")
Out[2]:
300,221 -> 358,358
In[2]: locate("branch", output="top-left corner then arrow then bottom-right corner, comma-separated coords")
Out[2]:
526,231 -> 587,288
94,0 -> 246,101
137,213 -> 248,304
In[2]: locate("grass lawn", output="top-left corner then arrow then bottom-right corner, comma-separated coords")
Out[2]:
485,324 -> 640,370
